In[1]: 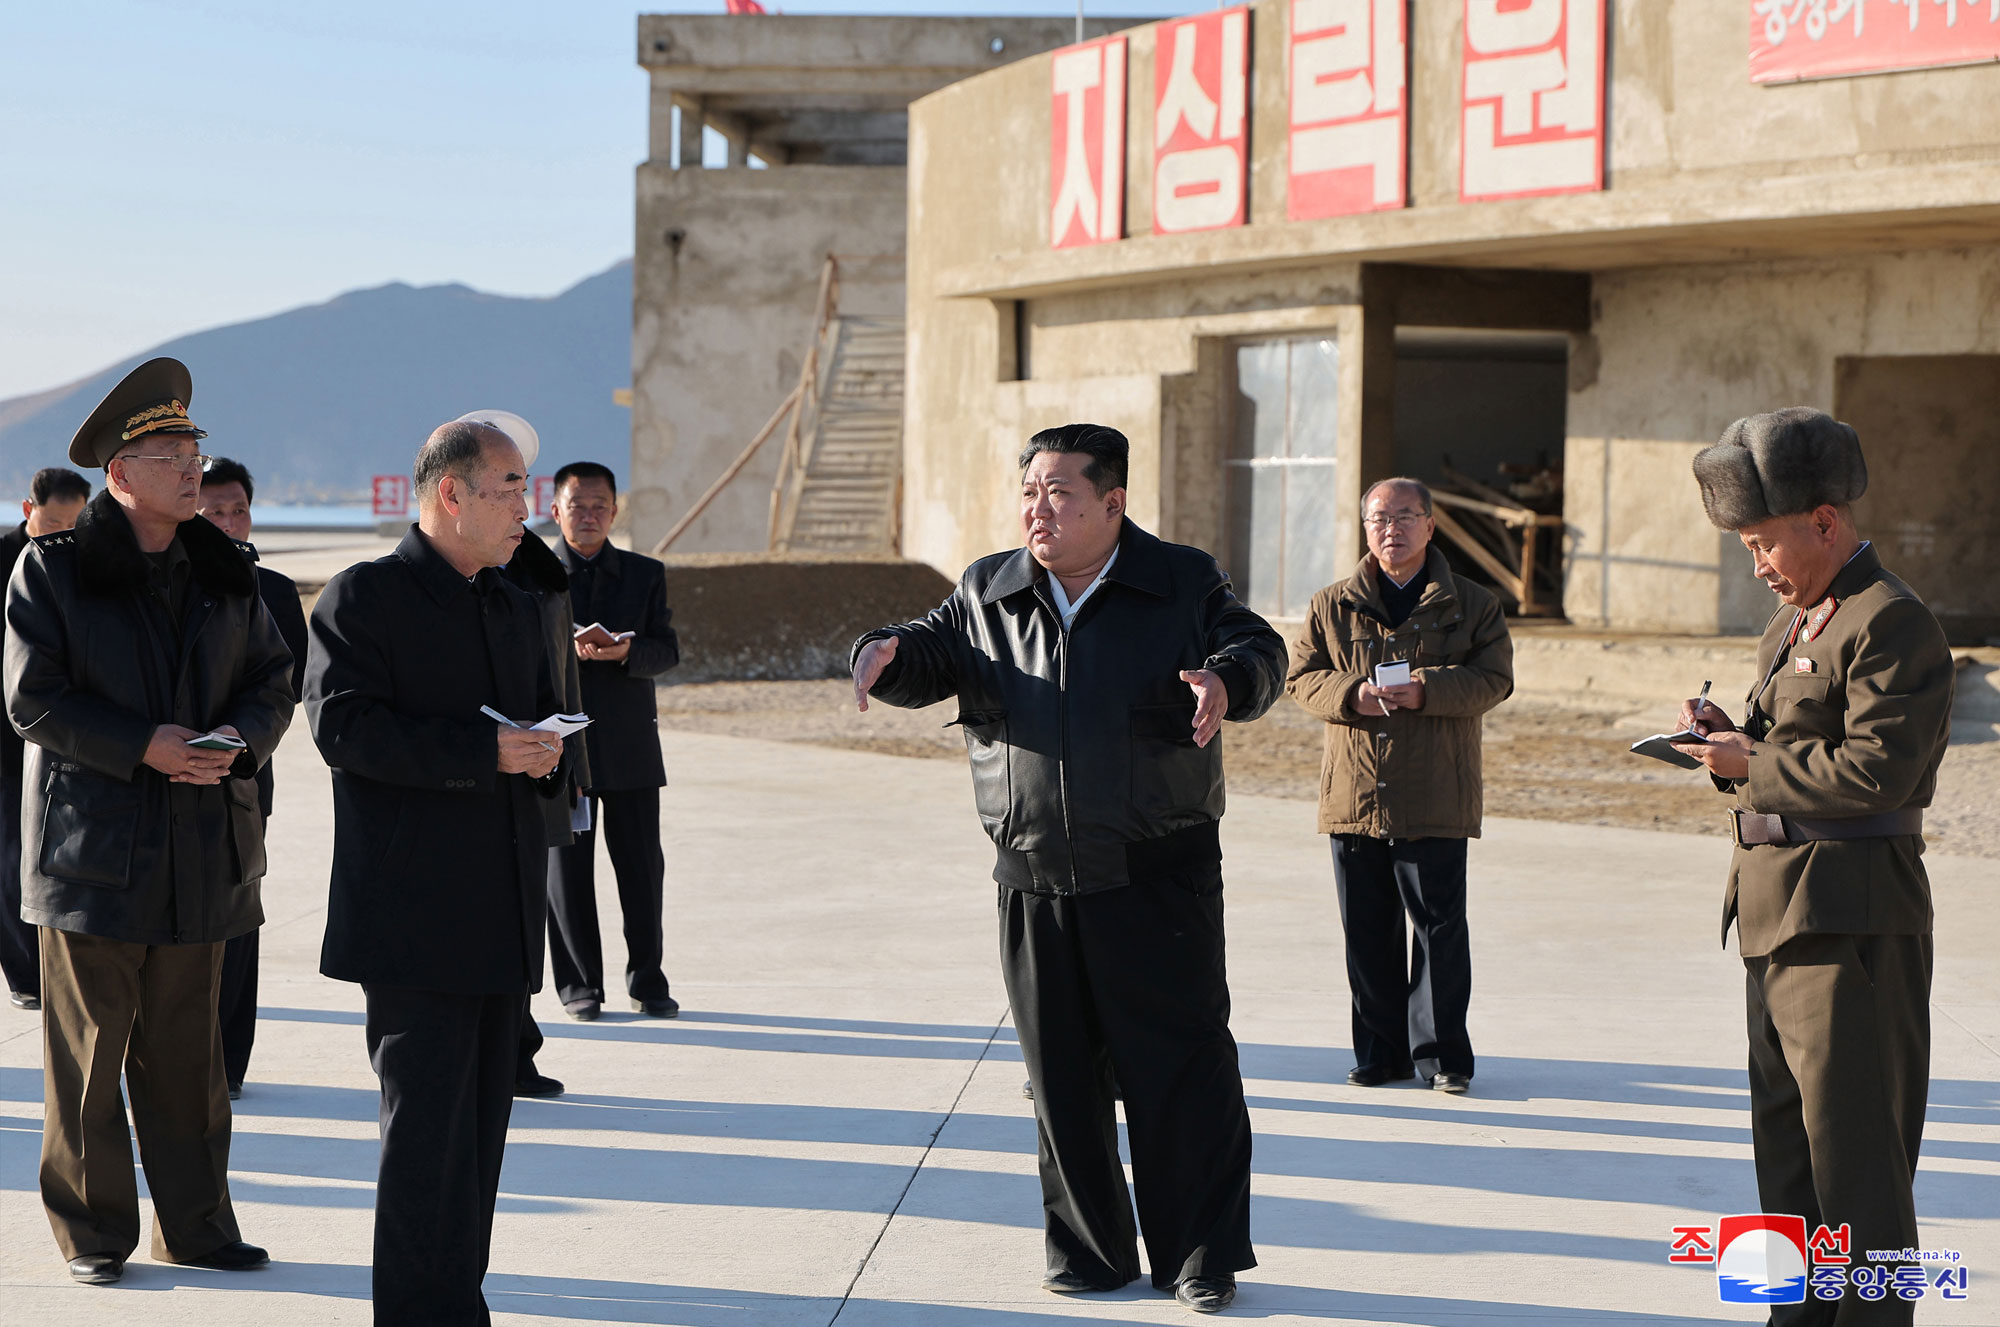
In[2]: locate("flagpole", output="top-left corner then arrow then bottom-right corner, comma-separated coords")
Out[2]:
1075,0 -> 1083,44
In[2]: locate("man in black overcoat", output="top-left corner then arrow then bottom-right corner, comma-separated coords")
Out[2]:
195,457 -> 309,1098
305,420 -> 567,1326
545,461 -> 680,1021
850,424 -> 1286,1315
4,360 -> 293,1285
2,465 -> 91,1012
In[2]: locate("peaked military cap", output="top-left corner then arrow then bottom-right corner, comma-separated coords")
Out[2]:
69,356 -> 208,469
1692,407 -> 1868,530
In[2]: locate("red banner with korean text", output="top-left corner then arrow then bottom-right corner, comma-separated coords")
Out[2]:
1459,0 -> 1605,203
1051,34 -> 1128,248
1751,0 -> 2000,82
1289,0 -> 1407,219
1153,7 -> 1250,234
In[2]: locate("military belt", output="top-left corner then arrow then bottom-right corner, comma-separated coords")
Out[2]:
1729,807 -> 1924,846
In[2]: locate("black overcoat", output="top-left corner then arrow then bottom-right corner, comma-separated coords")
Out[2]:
3,493 -> 295,944
307,527 -> 566,995
555,540 -> 679,790
503,530 -> 591,844
252,560 -> 310,820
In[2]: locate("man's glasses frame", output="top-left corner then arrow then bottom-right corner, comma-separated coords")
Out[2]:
1363,511 -> 1430,531
116,453 -> 215,476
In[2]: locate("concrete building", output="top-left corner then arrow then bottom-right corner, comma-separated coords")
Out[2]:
900,0 -> 2000,639
629,15 -> 1135,556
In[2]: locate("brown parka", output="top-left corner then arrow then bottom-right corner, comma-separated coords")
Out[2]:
1285,546 -> 1513,838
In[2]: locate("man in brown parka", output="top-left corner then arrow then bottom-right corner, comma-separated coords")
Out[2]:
1286,478 -> 1513,1095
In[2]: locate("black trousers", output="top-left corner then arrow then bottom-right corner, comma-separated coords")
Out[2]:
1331,835 -> 1473,1080
364,985 -> 522,1327
0,761 -> 38,999
1001,872 -> 1256,1290
217,929 -> 258,1087
1751,933 -> 1931,1327
547,787 -> 668,1006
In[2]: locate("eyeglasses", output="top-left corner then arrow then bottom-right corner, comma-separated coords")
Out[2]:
118,453 -> 213,475
1363,511 -> 1429,531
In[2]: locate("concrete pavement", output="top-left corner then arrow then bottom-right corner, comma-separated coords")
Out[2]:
2,725 -> 1995,1325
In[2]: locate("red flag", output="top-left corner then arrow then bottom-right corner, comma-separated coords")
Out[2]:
725,0 -> 768,13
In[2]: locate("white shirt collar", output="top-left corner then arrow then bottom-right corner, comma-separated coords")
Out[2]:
1048,547 -> 1119,630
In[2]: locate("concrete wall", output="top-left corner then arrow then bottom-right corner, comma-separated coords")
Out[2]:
902,0 -> 2000,625
1565,246 -> 2000,634
629,165 -> 905,554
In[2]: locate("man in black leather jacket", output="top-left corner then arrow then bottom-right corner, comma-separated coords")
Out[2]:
852,423 -> 1284,1315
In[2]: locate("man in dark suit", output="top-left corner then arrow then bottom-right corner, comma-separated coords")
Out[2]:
305,420 -> 567,1325
196,458 -> 309,1099
2,466 -> 91,1013
545,461 -> 680,1021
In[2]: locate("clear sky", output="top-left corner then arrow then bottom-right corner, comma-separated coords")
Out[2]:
0,1 -> 1205,401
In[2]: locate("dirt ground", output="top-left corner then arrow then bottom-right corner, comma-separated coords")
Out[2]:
658,679 -> 1999,858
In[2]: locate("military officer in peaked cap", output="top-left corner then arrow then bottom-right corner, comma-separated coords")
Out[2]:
1672,408 -> 1953,1327
3,357 -> 294,1285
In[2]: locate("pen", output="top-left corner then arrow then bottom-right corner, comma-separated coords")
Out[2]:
1696,679 -> 1712,711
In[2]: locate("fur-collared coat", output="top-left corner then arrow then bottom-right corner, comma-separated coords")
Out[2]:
2,492 -> 296,945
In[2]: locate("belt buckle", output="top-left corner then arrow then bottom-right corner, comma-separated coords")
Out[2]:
1728,808 -> 1746,847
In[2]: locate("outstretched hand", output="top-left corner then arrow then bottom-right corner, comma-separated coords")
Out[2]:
853,637 -> 898,712
1180,669 -> 1229,748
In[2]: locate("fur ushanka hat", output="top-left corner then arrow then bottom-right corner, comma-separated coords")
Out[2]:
1691,407 -> 1868,530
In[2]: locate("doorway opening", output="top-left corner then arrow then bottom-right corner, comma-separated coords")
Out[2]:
1394,327 -> 1569,617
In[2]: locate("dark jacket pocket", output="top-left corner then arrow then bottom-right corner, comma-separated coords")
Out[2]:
1129,701 -> 1212,817
949,710 -> 1010,829
227,777 -> 267,883
39,764 -> 141,890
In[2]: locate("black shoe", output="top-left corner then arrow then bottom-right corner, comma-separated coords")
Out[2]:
630,996 -> 679,1019
227,1082 -> 242,1101
8,991 -> 39,1011
1175,1274 -> 1237,1313
1346,1065 -> 1415,1087
180,1241 -> 269,1271
67,1253 -> 124,1284
1432,1072 -> 1471,1094
1021,1079 -> 1035,1100
1042,1269 -> 1117,1294
564,999 -> 600,1022
514,1072 -> 564,1098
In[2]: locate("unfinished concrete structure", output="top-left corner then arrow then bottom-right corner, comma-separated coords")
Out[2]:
628,15 -> 1135,556
901,0 -> 2000,640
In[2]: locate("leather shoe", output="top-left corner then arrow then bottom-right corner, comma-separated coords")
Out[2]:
1346,1065 -> 1415,1087
1432,1072 -> 1471,1094
564,999 -> 600,1022
630,996 -> 680,1019
227,1082 -> 242,1101
1021,1078 -> 1035,1100
181,1241 -> 269,1271
67,1253 -> 124,1284
1041,1269 -> 1117,1294
8,990 -> 40,1011
514,1072 -> 564,1098
1175,1274 -> 1236,1313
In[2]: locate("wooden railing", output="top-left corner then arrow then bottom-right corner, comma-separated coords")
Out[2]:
650,255 -> 839,557
1428,471 -> 1565,617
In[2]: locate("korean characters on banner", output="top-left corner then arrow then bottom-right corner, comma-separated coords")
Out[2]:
1152,7 -> 1250,234
1289,0 -> 1408,219
1751,0 -> 2000,83
371,474 -> 410,521
531,476 -> 556,520
1460,0 -> 1606,203
1050,34 -> 1128,249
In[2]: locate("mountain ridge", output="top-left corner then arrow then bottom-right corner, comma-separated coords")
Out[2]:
0,260 -> 632,503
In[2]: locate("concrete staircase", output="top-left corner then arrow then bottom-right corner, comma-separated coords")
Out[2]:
772,315 -> 904,554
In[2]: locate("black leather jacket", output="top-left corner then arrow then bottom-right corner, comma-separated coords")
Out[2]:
853,520 -> 1285,895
